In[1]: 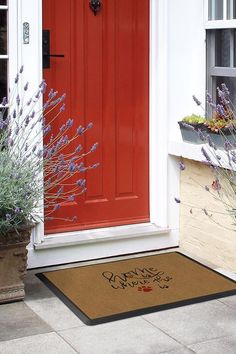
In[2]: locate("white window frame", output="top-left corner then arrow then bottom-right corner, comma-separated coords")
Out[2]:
205,0 -> 236,100
205,0 -> 236,28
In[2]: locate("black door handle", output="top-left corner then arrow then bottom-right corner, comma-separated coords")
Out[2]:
43,54 -> 65,58
43,30 -> 65,68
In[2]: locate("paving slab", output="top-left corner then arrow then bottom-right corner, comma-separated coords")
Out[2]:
25,297 -> 84,330
218,295 -> 236,309
143,300 -> 236,346
59,317 -> 183,354
0,301 -> 52,341
189,334 -> 236,354
0,332 -> 78,354
24,273 -> 55,301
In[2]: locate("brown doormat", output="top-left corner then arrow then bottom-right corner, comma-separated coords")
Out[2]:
36,252 -> 236,325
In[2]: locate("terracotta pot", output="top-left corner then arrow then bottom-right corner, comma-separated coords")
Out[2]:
0,228 -> 31,304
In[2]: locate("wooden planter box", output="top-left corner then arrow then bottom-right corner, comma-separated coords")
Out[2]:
0,228 -> 31,304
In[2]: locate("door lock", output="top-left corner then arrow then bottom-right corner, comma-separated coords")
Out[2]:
43,30 -> 65,69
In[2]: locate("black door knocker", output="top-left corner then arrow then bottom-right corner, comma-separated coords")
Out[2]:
89,0 -> 102,16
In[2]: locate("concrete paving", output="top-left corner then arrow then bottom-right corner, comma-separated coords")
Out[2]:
0,251 -> 236,354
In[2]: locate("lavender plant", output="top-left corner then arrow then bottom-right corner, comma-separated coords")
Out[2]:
176,83 -> 236,230
0,66 -> 99,236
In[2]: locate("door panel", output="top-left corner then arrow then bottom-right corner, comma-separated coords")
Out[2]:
43,0 -> 150,234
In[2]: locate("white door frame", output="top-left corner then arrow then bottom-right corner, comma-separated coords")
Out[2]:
14,0 -> 180,268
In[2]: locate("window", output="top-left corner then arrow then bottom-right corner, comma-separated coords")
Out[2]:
206,1 -> 236,106
0,0 -> 8,118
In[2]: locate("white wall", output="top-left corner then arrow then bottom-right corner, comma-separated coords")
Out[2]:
167,0 -> 206,141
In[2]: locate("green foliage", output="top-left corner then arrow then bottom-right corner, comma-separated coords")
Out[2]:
181,114 -> 206,125
0,151 -> 40,235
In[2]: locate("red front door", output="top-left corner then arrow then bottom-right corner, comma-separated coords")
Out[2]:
43,0 -> 150,234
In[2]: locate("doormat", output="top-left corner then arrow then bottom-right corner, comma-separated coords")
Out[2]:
36,252 -> 236,325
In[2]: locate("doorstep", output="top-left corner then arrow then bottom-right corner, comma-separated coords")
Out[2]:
34,223 -> 170,250
27,224 -> 178,269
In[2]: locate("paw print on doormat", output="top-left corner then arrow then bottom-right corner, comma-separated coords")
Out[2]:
138,286 -> 153,292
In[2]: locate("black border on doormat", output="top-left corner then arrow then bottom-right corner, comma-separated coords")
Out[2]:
36,252 -> 236,326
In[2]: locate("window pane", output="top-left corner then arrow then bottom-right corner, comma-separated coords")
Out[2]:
215,30 -> 231,67
0,60 -> 7,99
227,0 -> 236,18
0,1 -> 7,5
0,10 -> 7,54
209,0 -> 224,20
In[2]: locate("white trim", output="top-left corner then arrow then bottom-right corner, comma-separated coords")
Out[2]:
22,0 -> 178,267
34,223 -> 170,250
205,19 -> 236,28
149,0 -> 168,227
223,0 -> 227,20
28,228 -> 178,268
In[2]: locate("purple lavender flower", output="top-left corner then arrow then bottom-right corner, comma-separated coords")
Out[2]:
201,147 -> 211,162
1,97 -> 7,106
75,144 -> 82,153
91,163 -> 100,169
181,122 -> 195,130
217,88 -> 229,105
43,125 -> 51,136
197,129 -> 206,142
68,195 -> 75,201
63,135 -> 69,144
77,125 -> 84,135
90,142 -> 98,152
206,134 -> 216,149
14,74 -> 19,84
16,94 -> 20,106
25,115 -> 30,126
76,179 -> 86,187
60,93 -> 66,101
6,214 -> 11,221
216,104 -> 225,117
203,208 -> 209,216
53,204 -> 61,211
60,103 -> 65,112
40,81 -> 47,94
24,82 -> 29,91
192,95 -> 201,106
27,98 -> 32,106
15,207 -> 21,213
57,186 -> 64,196
221,83 -> 230,96
87,122 -> 93,129
224,140 -> 232,151
35,90 -> 40,99
30,111 -> 35,119
69,162 -> 76,172
66,118 -> 73,128
179,161 -> 185,171
60,124 -> 66,132
206,92 -> 213,103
